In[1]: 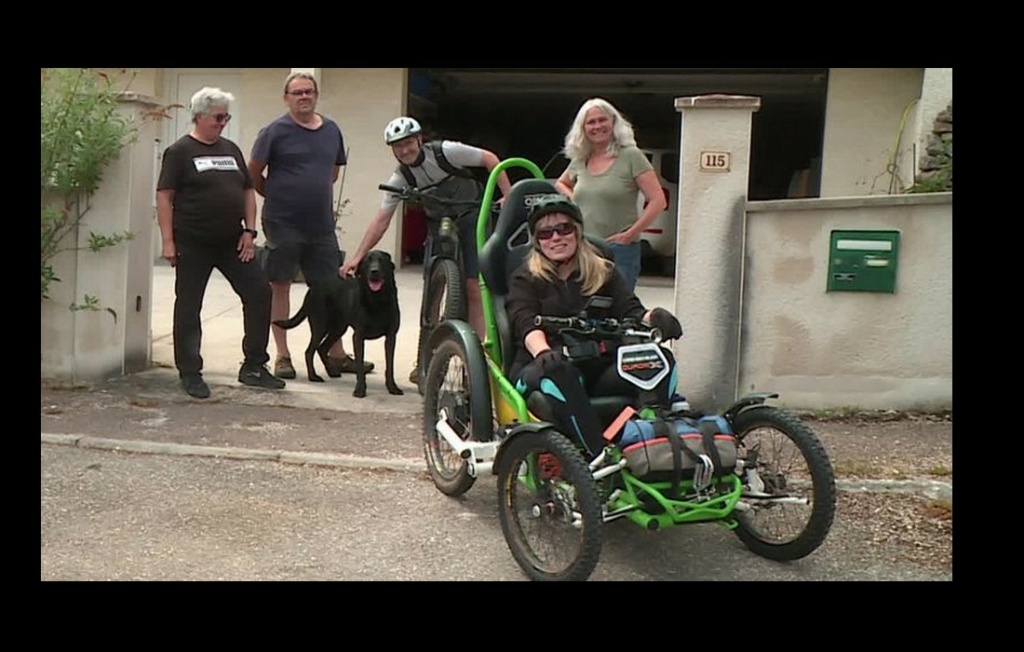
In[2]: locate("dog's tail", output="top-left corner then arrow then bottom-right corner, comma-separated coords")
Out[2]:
272,306 -> 308,330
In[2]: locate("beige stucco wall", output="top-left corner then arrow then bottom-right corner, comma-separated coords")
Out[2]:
41,93 -> 163,381
739,193 -> 952,410
152,68 -> 410,263
819,68 -> 926,197
45,67 -> 956,403
319,68 -> 408,258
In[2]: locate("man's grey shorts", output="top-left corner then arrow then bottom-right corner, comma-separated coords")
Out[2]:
261,220 -> 344,284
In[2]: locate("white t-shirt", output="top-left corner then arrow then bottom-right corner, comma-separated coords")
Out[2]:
379,140 -> 485,214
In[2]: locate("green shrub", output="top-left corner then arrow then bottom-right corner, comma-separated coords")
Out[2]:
40,69 -> 138,302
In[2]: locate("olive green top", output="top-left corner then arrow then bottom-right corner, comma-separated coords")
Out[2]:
566,145 -> 653,241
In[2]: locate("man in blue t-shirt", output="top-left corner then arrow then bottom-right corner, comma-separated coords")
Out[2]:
248,71 -> 373,380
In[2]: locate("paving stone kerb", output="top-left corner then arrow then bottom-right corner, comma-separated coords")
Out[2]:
39,432 -> 950,501
42,267 -> 951,501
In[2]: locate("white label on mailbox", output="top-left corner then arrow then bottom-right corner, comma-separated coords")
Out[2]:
699,151 -> 730,172
836,239 -> 892,251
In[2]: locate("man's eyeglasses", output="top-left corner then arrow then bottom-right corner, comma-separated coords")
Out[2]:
287,89 -> 317,97
535,222 -> 576,241
212,113 -> 232,124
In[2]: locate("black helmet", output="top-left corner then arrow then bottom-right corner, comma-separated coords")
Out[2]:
527,194 -> 584,236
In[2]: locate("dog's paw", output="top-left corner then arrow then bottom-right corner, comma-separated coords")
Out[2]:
353,386 -> 367,398
387,384 -> 404,396
310,375 -> 325,383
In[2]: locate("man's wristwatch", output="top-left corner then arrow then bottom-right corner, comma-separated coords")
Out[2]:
242,228 -> 258,238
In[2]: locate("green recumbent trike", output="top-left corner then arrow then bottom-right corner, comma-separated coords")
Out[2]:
420,158 -> 836,581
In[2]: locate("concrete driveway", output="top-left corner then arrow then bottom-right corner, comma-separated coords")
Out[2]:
149,262 -> 675,414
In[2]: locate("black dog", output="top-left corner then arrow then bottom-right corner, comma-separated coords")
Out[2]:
273,250 -> 402,398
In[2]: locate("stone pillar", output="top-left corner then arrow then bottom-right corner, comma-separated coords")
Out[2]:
41,92 -> 162,382
672,94 -> 760,410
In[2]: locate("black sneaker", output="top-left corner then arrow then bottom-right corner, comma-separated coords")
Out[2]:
181,374 -> 210,399
238,363 -> 286,389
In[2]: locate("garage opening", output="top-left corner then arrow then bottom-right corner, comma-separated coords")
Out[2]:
403,68 -> 828,275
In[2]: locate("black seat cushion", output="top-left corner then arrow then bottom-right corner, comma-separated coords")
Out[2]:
526,392 -> 635,432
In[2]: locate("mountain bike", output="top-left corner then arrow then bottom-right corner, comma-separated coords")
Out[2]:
378,184 -> 497,394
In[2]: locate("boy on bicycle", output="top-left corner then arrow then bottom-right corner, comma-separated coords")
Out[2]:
341,116 -> 512,385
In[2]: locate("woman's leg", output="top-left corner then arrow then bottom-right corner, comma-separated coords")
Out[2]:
514,355 -> 606,458
608,241 -> 642,292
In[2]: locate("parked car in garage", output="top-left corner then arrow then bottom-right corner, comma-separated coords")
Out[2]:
637,148 -> 678,256
544,147 -> 679,275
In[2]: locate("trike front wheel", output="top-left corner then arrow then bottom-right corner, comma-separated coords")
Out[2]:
422,337 -> 482,496
731,406 -> 836,561
496,429 -> 603,581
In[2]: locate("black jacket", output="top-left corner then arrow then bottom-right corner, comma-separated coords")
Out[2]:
505,261 -> 647,374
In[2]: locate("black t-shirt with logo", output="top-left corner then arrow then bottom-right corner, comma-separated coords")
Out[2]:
157,134 -> 253,246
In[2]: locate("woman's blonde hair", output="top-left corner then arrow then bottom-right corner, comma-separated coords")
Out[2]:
526,222 -> 614,295
562,97 -> 637,164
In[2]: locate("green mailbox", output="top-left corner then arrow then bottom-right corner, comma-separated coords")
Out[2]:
827,230 -> 900,293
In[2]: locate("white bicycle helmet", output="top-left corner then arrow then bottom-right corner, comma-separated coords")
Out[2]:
384,116 -> 422,144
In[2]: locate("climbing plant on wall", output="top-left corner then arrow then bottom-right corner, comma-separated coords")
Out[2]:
41,68 -> 139,304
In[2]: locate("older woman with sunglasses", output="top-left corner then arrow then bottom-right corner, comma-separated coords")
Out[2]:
505,195 -> 684,459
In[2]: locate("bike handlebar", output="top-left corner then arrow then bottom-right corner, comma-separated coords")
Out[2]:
379,184 -> 499,212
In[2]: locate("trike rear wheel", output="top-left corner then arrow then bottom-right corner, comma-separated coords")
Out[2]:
496,429 -> 603,581
731,407 -> 836,561
422,337 -> 480,496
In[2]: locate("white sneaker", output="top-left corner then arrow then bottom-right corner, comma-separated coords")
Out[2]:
670,395 -> 691,413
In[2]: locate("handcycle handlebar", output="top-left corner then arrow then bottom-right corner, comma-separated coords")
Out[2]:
534,315 -> 664,344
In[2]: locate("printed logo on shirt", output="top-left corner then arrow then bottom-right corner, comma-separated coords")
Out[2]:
193,156 -> 240,172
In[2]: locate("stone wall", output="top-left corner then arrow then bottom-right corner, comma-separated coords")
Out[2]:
916,102 -> 952,190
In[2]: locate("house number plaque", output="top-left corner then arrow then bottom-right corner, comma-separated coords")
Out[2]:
699,151 -> 731,172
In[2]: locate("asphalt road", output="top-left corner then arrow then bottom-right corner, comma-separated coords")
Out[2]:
41,445 -> 952,581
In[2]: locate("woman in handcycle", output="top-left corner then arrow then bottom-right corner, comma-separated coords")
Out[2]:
506,194 -> 685,460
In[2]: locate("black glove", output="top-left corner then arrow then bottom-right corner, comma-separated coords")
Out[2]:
649,308 -> 683,340
535,349 -> 564,372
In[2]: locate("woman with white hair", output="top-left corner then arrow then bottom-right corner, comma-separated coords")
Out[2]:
554,98 -> 667,292
156,86 -> 285,398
